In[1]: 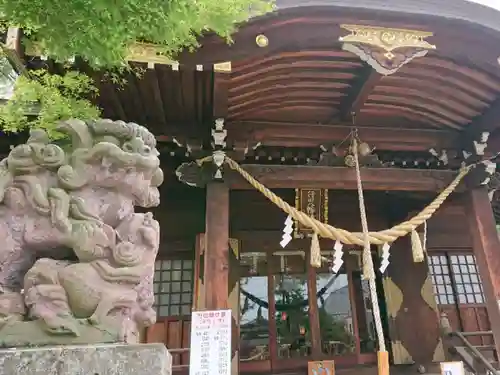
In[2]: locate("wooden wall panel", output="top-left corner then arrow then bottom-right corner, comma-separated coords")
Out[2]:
153,187 -> 206,241
384,236 -> 442,366
182,321 -> 191,364
230,189 -> 389,232
167,320 -> 183,365
426,196 -> 472,250
154,185 -> 493,369
145,319 -> 191,366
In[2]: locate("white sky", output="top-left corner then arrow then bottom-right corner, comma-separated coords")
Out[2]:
467,0 -> 500,10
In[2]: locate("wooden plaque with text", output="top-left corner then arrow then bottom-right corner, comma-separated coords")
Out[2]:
308,360 -> 335,375
295,188 -> 328,238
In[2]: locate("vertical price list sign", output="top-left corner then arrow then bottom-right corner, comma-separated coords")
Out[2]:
189,309 -> 232,375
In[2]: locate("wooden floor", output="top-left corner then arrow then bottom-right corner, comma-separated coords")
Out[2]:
173,363 -> 445,375
236,363 -> 444,375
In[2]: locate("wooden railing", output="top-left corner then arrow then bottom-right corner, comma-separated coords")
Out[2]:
170,348 -> 190,371
440,313 -> 498,374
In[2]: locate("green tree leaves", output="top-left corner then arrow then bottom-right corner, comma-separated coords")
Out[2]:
0,68 -> 100,137
0,0 -> 273,135
1,0 -> 273,68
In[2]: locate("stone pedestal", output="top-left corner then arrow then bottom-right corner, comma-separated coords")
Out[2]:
0,343 -> 171,375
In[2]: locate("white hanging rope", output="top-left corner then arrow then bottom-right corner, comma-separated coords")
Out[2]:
353,137 -> 387,353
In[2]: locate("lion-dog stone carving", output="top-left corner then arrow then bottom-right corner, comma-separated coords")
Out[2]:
0,119 -> 163,347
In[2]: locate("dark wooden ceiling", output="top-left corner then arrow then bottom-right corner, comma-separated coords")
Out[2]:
226,50 -> 500,129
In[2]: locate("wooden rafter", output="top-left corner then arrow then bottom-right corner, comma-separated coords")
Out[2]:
212,62 -> 231,119
339,65 -> 382,121
206,62 -> 231,144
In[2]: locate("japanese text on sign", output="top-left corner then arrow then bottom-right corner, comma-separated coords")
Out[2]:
189,309 -> 232,375
440,361 -> 465,375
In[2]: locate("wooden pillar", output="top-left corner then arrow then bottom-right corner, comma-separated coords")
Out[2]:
204,182 -> 230,310
466,187 -> 500,355
382,235 -> 443,365
306,258 -> 322,358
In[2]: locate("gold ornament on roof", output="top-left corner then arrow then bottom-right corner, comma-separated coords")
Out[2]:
255,34 -> 269,48
213,61 -> 232,73
339,25 -> 436,54
339,24 -> 436,75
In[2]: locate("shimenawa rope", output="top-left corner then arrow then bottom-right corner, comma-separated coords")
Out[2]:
218,157 -> 469,246
196,145 -> 469,358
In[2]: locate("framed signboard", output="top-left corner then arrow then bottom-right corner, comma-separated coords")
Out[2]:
189,309 -> 232,375
295,188 -> 328,238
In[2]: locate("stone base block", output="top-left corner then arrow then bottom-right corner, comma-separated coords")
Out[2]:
0,343 -> 171,375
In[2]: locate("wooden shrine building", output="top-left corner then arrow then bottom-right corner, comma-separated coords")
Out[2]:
12,0 -> 500,374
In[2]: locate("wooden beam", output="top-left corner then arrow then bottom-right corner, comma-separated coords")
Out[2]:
226,165 -> 462,191
204,183 -> 230,310
225,121 -> 458,151
306,259 -> 322,358
339,67 -> 382,121
465,187 -> 500,357
213,62 -> 231,119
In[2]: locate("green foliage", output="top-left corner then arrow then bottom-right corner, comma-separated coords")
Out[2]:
1,0 -> 274,68
0,0 -> 274,136
0,69 -> 100,137
275,289 -> 354,346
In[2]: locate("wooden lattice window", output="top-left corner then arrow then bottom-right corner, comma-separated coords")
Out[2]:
428,254 -> 485,306
153,259 -> 194,317
449,254 -> 484,304
428,255 -> 455,305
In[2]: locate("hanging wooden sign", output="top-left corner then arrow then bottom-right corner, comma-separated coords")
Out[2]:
308,360 -> 335,375
294,188 -> 328,238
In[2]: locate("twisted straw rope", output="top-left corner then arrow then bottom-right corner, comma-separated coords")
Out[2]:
219,157 -> 470,246
352,138 -> 386,352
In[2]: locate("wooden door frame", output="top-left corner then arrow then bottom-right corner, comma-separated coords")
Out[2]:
244,251 -> 376,372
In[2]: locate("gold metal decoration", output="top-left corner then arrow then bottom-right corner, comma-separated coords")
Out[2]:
382,277 -> 414,364
25,41 -> 180,68
339,25 -> 436,53
339,25 -> 436,75
255,34 -> 269,48
127,42 -> 177,67
432,339 -> 445,362
213,61 -> 232,73
294,188 -> 328,238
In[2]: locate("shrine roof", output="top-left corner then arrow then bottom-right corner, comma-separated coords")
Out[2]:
21,0 -> 500,158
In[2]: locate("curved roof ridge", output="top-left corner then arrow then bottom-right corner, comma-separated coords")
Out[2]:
273,0 -> 500,33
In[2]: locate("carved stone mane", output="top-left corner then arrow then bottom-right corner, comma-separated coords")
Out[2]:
0,118 -> 163,347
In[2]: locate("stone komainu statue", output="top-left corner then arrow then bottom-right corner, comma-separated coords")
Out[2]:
0,119 -> 163,347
